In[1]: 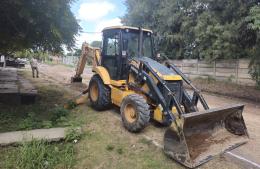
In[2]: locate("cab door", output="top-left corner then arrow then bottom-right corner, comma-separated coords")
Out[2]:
101,30 -> 122,80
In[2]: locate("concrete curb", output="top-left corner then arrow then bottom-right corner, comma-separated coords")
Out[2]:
0,127 -> 80,146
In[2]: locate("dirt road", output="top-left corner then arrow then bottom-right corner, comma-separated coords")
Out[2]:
39,63 -> 260,169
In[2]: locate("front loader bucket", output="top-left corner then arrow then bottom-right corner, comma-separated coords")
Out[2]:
164,104 -> 249,168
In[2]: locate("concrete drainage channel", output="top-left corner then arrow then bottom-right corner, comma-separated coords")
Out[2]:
40,68 -> 260,169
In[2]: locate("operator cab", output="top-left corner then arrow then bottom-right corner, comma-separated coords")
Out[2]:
101,26 -> 154,80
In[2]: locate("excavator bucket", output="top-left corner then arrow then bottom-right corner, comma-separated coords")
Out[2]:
164,104 -> 249,168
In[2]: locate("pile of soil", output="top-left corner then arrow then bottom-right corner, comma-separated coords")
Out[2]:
189,79 -> 260,103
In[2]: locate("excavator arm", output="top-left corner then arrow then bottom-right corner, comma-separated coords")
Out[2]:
71,42 -> 101,82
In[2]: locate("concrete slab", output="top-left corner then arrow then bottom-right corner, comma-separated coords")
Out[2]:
0,67 -> 37,104
0,128 -> 67,146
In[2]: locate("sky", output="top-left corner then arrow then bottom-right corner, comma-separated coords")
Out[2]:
71,0 -> 126,48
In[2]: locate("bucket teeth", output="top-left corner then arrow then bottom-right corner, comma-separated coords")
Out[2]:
164,104 -> 249,168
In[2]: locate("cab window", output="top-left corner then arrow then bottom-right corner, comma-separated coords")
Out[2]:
104,32 -> 119,56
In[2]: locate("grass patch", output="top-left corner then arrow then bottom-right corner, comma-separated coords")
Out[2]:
116,147 -> 123,154
65,127 -> 82,143
0,79 -> 81,132
3,140 -> 75,169
106,144 -> 115,151
18,112 -> 43,130
72,105 -> 181,169
139,138 -> 153,145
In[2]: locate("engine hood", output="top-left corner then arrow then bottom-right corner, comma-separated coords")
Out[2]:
134,57 -> 182,81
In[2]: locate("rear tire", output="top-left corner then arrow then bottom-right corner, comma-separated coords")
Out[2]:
88,75 -> 111,110
120,94 -> 150,133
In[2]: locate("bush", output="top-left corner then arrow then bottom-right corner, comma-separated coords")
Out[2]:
51,107 -> 69,122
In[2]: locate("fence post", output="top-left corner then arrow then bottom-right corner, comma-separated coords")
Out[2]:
214,60 -> 216,78
236,59 -> 239,84
197,59 -> 199,76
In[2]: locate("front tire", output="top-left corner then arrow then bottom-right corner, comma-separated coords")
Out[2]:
120,94 -> 150,133
88,75 -> 111,110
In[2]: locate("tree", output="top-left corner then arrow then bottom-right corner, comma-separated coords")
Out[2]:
123,0 -> 260,87
247,5 -> 260,87
91,41 -> 102,48
0,0 -> 80,55
123,0 -> 259,60
74,48 -> 82,56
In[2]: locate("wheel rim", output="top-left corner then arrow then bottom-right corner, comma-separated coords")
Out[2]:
90,82 -> 98,102
124,103 -> 137,123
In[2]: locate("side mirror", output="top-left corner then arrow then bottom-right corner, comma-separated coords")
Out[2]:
154,53 -> 163,63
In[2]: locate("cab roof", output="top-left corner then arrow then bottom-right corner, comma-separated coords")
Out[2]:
102,26 -> 153,33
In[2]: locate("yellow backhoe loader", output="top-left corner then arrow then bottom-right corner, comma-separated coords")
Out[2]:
71,26 -> 249,168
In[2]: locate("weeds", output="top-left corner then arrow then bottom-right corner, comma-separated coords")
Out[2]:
65,100 -> 77,110
139,138 -> 152,145
106,144 -> 115,151
65,127 -> 82,143
42,120 -> 53,128
51,107 -> 69,122
19,112 -> 42,130
0,83 -> 73,132
227,75 -> 236,82
17,106 -> 71,130
4,140 -> 75,169
207,75 -> 216,83
116,147 -> 123,154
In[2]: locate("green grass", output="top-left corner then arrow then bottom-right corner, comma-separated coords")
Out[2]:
138,138 -> 153,145
1,140 -> 75,169
0,70 -> 83,169
65,127 -> 82,143
0,79 -> 81,132
72,106 -> 182,169
106,144 -> 115,151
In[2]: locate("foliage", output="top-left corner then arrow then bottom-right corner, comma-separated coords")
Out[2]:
4,140 -> 75,169
67,48 -> 81,57
15,50 -> 49,60
65,127 -> 82,142
18,106 -> 70,130
74,48 -> 82,56
123,0 -> 260,86
106,144 -> 115,151
51,107 -> 70,123
65,100 -> 78,110
91,41 -> 102,48
0,0 -> 80,54
247,5 -> 260,88
19,112 -> 42,130
116,147 -> 124,154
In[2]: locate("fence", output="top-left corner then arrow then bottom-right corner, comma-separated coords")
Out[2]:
169,59 -> 255,86
51,56 -> 256,86
61,56 -> 79,66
